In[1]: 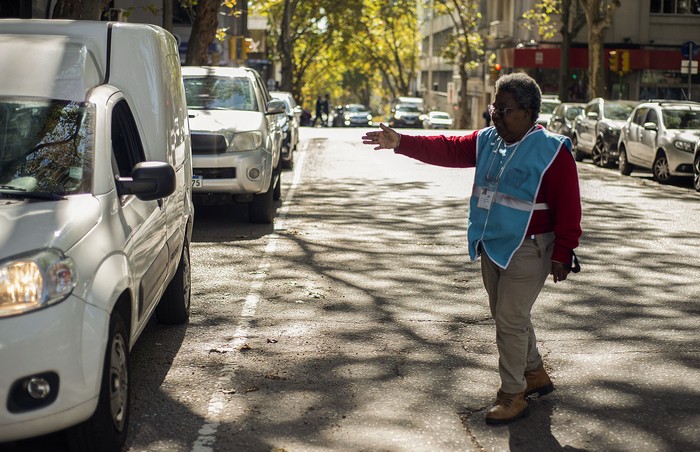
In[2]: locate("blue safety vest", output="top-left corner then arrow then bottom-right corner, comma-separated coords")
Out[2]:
467,126 -> 570,269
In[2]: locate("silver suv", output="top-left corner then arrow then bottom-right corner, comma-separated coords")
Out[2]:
618,100 -> 700,183
182,66 -> 286,223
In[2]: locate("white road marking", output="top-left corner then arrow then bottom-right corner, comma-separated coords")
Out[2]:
191,149 -> 306,452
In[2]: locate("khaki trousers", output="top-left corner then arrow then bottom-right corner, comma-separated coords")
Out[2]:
480,232 -> 554,394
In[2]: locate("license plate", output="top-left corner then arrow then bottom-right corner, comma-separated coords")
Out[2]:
192,176 -> 202,188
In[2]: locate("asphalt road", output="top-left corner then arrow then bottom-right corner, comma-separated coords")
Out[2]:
4,126 -> 699,452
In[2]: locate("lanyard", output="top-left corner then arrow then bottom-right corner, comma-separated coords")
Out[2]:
485,126 -> 537,183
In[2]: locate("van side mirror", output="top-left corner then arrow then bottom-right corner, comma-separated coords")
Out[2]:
643,122 -> 658,131
586,111 -> 599,120
116,161 -> 176,201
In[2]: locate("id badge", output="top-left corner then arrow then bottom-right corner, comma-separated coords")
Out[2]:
477,186 -> 495,210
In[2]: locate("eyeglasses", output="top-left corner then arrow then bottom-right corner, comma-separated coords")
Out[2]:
488,104 -> 520,117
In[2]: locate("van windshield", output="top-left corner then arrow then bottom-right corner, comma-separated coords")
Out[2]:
183,76 -> 259,112
0,97 -> 94,196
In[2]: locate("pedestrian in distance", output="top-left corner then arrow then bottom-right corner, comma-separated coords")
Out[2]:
361,72 -> 582,426
314,94 -> 324,127
322,93 -> 330,127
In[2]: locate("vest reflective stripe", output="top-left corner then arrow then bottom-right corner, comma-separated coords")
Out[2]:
472,184 -> 550,211
468,127 -> 571,268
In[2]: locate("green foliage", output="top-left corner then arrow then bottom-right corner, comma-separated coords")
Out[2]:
254,0 -> 419,112
522,0 -> 561,40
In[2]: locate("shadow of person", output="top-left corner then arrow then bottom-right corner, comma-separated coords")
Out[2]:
506,397 -> 587,451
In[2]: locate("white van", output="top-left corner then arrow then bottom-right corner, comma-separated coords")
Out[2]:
0,20 -> 194,450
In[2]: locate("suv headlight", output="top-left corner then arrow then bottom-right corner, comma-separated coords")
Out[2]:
228,131 -> 263,152
0,249 -> 76,318
673,140 -> 694,152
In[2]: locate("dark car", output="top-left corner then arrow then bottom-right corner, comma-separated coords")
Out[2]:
572,98 -> 638,167
546,102 -> 585,139
389,103 -> 423,128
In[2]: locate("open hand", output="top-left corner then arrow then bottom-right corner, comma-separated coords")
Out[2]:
361,123 -> 401,150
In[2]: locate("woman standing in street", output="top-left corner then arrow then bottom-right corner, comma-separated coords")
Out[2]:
361,72 -> 582,425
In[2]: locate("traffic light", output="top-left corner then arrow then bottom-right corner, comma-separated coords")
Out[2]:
609,51 -> 619,72
621,50 -> 630,73
490,63 -> 503,81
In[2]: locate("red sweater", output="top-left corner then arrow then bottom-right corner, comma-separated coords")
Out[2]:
395,127 -> 581,264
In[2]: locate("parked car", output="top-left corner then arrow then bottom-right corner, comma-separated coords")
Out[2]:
340,103 -> 373,127
694,139 -> 700,192
270,91 -> 300,169
0,20 -> 194,449
572,98 -> 638,167
546,102 -> 585,139
422,111 -> 454,129
536,95 -> 562,127
182,66 -> 286,224
388,103 -> 423,128
618,100 -> 700,183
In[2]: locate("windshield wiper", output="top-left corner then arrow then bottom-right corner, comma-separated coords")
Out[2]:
0,187 -> 66,201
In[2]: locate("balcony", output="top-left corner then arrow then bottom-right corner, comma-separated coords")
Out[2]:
489,20 -> 513,40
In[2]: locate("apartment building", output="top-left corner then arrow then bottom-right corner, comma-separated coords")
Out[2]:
420,0 -> 700,129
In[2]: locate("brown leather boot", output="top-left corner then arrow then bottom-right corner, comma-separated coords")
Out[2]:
485,390 -> 528,425
524,363 -> 554,398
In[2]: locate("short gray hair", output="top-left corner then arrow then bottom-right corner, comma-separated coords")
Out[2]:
495,72 -> 541,122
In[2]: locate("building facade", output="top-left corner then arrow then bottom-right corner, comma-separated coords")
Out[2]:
419,0 -> 700,129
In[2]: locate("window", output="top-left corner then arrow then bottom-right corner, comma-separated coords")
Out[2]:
650,0 -> 700,14
111,100 -> 145,178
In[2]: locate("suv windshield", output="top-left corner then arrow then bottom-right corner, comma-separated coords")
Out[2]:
605,103 -> 635,120
346,105 -> 367,112
183,76 -> 259,111
0,97 -> 94,196
662,107 -> 700,129
396,105 -> 421,113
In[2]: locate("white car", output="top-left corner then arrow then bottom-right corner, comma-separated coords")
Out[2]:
183,66 -> 286,223
270,90 -> 300,169
0,20 -> 194,449
537,95 -> 562,127
422,111 -> 454,129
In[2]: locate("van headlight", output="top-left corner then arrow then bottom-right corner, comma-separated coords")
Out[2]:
228,131 -> 263,152
0,249 -> 76,318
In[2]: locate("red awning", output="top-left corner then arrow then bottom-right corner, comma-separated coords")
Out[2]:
501,47 -> 693,71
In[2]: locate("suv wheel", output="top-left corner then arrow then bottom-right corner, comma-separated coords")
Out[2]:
156,239 -> 191,324
652,152 -> 672,183
66,311 -> 130,452
618,148 -> 634,176
572,136 -> 585,162
281,144 -> 294,170
694,154 -> 700,192
249,181 -> 275,224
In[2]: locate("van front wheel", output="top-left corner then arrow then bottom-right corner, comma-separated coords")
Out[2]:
66,312 -> 130,452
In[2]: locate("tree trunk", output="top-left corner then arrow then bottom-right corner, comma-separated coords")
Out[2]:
580,0 -> 621,99
278,0 -> 294,92
185,0 -> 219,66
51,0 -> 109,20
458,63 -> 469,129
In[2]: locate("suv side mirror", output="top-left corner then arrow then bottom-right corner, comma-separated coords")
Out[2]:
116,161 -> 176,201
266,99 -> 286,115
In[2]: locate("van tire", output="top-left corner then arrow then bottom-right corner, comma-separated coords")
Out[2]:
66,312 -> 130,452
156,240 -> 191,325
249,182 -> 275,224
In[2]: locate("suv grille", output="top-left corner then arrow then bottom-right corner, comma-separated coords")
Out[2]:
193,168 -> 236,179
191,133 -> 227,155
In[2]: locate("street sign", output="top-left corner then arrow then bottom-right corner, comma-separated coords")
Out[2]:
681,41 -> 699,59
681,60 -> 698,74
